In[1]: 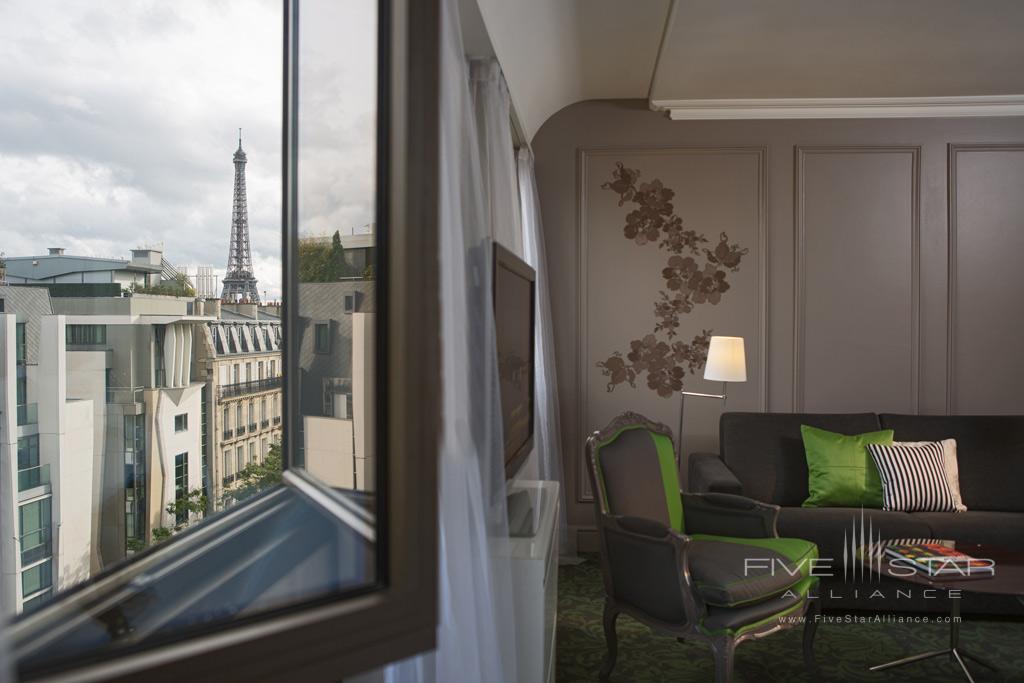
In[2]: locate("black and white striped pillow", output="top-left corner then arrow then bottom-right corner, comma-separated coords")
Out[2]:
867,442 -> 958,512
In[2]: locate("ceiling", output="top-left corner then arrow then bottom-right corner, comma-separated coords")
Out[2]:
469,0 -> 1024,140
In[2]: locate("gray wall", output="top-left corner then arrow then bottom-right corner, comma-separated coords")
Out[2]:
531,100 -> 1024,540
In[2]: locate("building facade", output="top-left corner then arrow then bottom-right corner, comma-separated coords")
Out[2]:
297,281 -> 374,491
50,293 -> 211,566
0,287 -> 94,615
194,312 -> 283,508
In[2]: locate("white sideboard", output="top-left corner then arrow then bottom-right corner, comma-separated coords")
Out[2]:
506,479 -> 559,683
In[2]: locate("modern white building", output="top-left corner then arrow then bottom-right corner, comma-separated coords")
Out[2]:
3,248 -> 169,291
0,286 -> 94,615
51,293 -> 212,564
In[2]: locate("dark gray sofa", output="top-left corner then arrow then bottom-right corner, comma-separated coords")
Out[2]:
688,412 -> 1024,614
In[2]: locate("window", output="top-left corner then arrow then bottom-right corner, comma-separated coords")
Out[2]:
258,361 -> 264,379
249,442 -> 256,465
223,406 -> 231,430
344,293 -> 355,313
174,453 -> 188,525
314,322 -> 330,353
273,394 -> 279,419
236,404 -> 243,433
262,438 -> 269,458
235,446 -> 244,474
270,359 -> 276,377
7,0 -> 440,677
65,324 -> 107,346
223,450 -> 233,485
17,435 -> 43,491
16,321 -> 26,362
124,415 -> 146,545
19,498 -> 52,566
174,413 -> 189,432
22,560 -> 52,599
246,362 -> 252,382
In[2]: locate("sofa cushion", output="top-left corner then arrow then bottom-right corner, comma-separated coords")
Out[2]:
868,442 -> 959,512
801,425 -> 893,508
720,412 -> 882,505
777,506 -> 931,567
880,415 -> 1024,512
687,535 -> 816,607
910,511 -> 1024,550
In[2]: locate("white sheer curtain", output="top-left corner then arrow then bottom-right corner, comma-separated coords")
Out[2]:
470,59 -> 522,258
517,146 -> 573,558
384,0 -> 517,681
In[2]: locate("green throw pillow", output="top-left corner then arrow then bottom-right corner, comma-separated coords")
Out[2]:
801,425 -> 893,508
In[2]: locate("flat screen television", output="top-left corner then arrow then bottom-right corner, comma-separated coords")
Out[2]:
493,242 -> 535,479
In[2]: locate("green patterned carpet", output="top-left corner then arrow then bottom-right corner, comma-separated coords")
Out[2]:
557,556 -> 1024,682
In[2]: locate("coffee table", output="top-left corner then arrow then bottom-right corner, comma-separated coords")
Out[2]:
859,541 -> 1024,682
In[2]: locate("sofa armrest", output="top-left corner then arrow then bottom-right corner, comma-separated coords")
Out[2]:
681,492 -> 780,538
688,452 -> 743,495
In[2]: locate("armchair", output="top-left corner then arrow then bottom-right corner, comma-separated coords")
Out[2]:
586,412 -> 820,683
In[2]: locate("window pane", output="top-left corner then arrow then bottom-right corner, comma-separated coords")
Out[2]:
293,0 -> 378,579
4,0 -> 388,671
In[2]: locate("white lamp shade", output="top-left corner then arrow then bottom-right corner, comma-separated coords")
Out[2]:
703,336 -> 747,383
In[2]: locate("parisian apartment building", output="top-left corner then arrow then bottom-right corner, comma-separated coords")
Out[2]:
0,249 -> 284,615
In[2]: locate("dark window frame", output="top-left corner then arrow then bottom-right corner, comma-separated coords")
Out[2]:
8,0 -> 439,679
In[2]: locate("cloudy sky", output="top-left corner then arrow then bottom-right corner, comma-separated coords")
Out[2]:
0,0 -> 377,301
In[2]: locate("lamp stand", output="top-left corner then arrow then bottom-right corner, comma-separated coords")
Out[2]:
676,383 -> 728,462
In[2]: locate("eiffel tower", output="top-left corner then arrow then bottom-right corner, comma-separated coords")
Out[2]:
221,129 -> 261,303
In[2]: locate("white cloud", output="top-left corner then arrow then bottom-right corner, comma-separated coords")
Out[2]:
0,0 -> 378,302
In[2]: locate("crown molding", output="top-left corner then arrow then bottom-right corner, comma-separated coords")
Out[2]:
649,95 -> 1024,120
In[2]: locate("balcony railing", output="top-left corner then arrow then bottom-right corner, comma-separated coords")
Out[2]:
17,403 -> 38,426
236,425 -> 246,436
218,376 -> 282,400
261,419 -> 270,428
20,527 -> 52,566
248,422 -> 258,432
223,429 -> 234,440
18,464 -> 50,492
222,474 -> 235,486
107,386 -> 144,405
273,416 -> 282,425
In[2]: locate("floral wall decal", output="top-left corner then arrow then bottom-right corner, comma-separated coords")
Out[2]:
596,162 -> 749,398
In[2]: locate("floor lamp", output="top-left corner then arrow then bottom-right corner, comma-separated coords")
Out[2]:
677,336 -> 747,460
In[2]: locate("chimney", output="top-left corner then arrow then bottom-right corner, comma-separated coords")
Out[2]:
48,247 -> 65,255
205,297 -> 222,319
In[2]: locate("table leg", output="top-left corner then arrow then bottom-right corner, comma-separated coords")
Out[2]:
868,596 -> 998,681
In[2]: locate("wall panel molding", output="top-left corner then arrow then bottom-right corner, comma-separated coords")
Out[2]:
793,145 -> 921,413
576,146 -> 767,503
946,143 -> 1024,414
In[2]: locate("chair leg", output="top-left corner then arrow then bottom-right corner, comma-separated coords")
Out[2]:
599,600 -> 619,680
803,596 -> 821,677
711,635 -> 736,683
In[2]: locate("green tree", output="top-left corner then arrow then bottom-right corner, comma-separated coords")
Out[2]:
129,273 -> 196,297
326,231 -> 347,280
222,440 -> 283,506
298,238 -> 332,282
148,488 -> 208,547
298,231 -> 360,282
